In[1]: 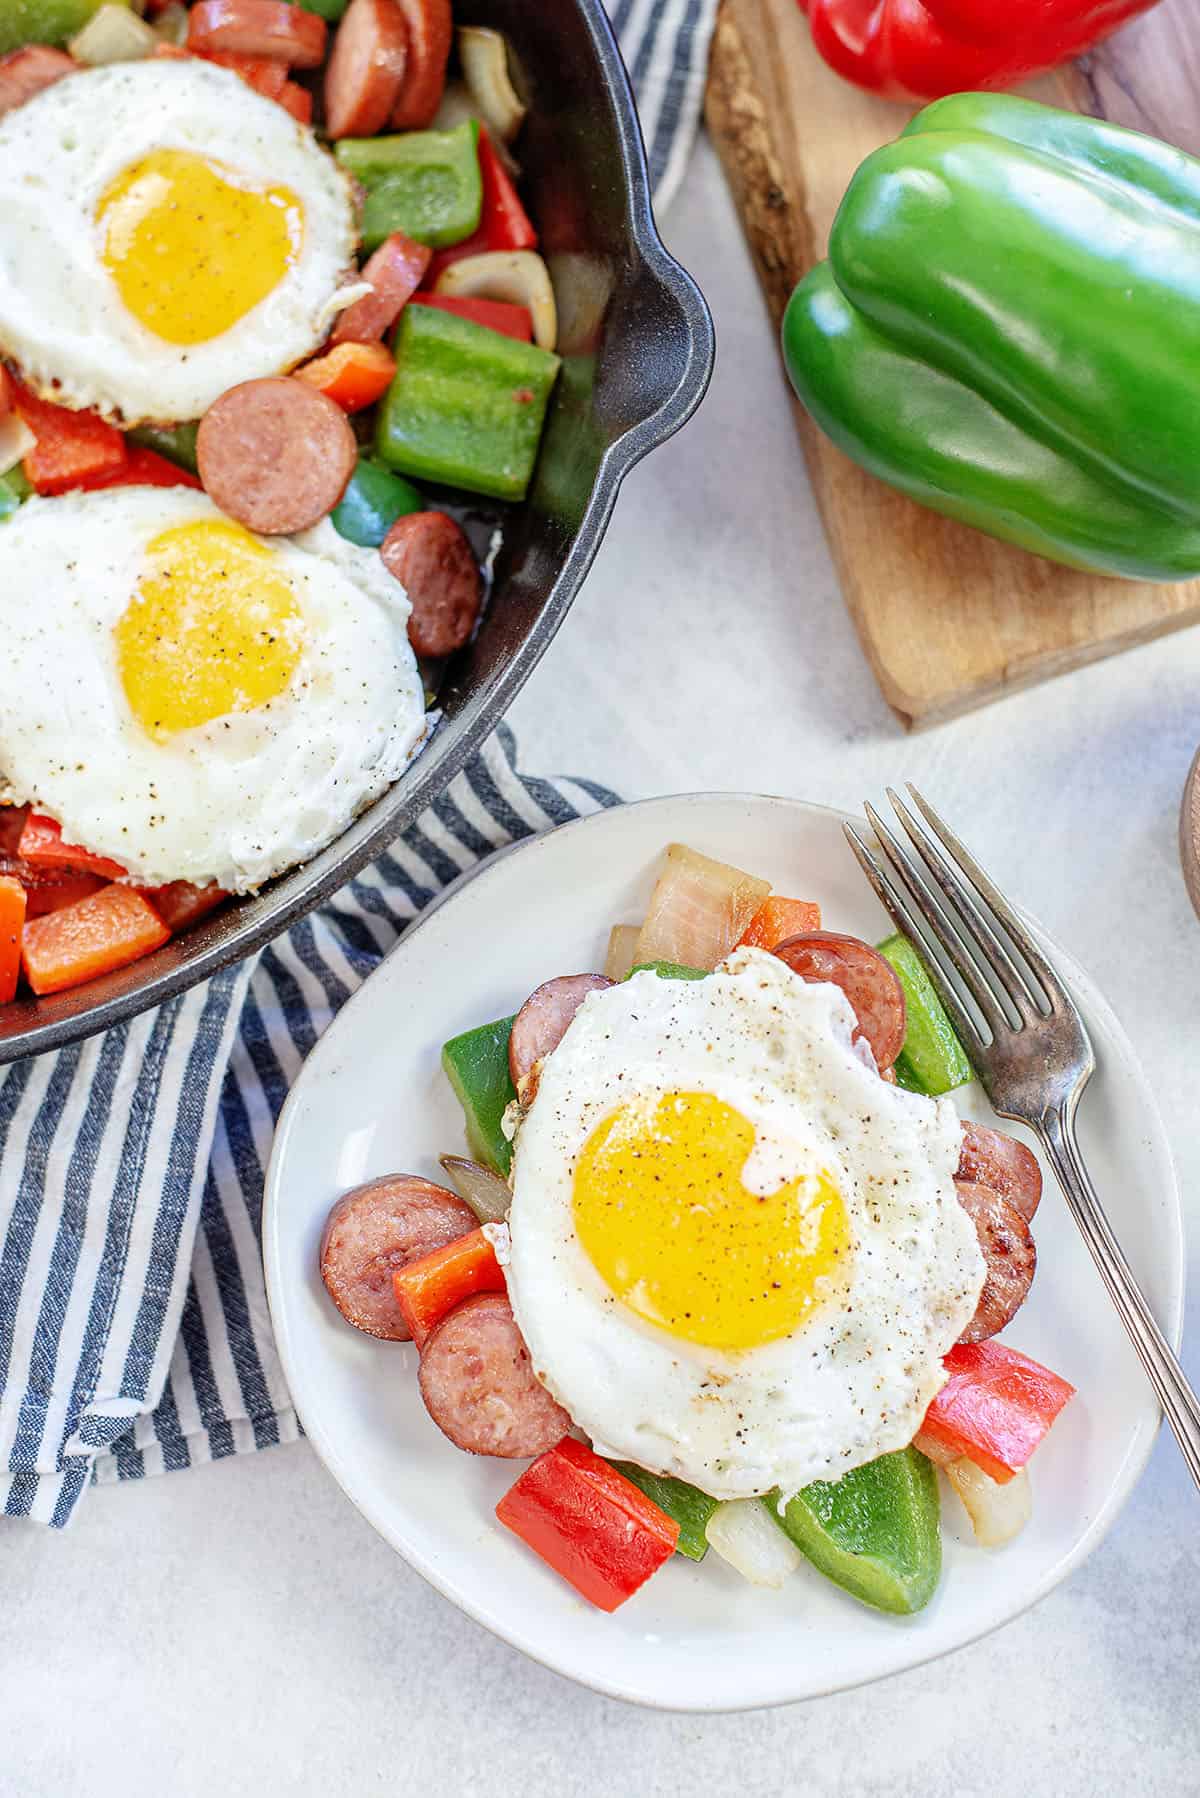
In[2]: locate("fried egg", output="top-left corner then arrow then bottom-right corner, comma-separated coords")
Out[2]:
0,487 -> 428,892
500,949 -> 985,1500
0,60 -> 357,424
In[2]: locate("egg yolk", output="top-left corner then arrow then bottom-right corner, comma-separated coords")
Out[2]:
116,519 -> 304,738
97,149 -> 303,345
573,1091 -> 851,1352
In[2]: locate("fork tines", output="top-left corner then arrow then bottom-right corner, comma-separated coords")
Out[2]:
844,786 -> 1062,1056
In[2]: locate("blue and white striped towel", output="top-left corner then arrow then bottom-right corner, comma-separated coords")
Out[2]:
1,728 -> 618,1524
0,0 -> 716,1525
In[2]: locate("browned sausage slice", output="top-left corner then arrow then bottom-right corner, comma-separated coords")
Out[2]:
331,232 -> 430,344
955,1179 -> 1037,1344
320,1173 -> 476,1339
957,1121 -> 1043,1222
323,0 -> 408,140
197,377 -> 357,534
507,973 -> 613,1100
389,0 -> 450,127
379,510 -> 483,655
418,1291 -> 572,1456
188,0 -> 327,65
0,46 -> 77,118
773,931 -> 907,1070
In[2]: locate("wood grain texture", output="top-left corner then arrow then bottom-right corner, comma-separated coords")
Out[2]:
1182,749 -> 1200,923
704,0 -> 1200,728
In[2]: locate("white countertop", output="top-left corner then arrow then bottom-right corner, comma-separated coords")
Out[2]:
4,138 -> 1198,1797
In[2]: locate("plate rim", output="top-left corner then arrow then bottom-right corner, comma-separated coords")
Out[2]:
263,790 -> 1186,1712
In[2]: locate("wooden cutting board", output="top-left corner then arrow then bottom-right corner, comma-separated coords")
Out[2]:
704,0 -> 1200,727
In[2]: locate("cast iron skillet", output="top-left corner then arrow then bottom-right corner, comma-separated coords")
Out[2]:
0,0 -> 714,1063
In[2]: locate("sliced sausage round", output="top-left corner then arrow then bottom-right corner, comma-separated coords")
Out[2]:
324,0 -> 408,140
0,46 -> 77,118
197,377 -> 357,534
389,0 -> 451,127
187,0 -> 327,65
379,510 -> 483,655
773,931 -> 907,1070
320,1174 -> 476,1339
332,232 -> 431,344
507,972 -> 613,1100
955,1179 -> 1037,1344
418,1291 -> 572,1456
957,1121 -> 1042,1222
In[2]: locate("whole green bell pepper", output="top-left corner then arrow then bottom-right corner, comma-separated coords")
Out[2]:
782,94 -> 1200,582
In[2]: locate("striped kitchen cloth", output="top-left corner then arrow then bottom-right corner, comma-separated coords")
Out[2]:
0,727 -> 618,1525
611,0 -> 721,209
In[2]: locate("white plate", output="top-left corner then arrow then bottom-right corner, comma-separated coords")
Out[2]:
263,794 -> 1184,1712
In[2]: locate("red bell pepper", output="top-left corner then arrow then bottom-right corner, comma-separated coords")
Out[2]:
18,814 -> 127,881
392,1227 -> 505,1347
84,444 -> 203,492
0,876 -> 26,1005
294,340 -> 396,411
799,0 -> 1161,103
920,1340 -> 1075,1484
10,377 -> 126,496
496,1436 -> 680,1611
22,883 -> 170,997
138,880 -> 228,934
409,293 -> 534,343
737,894 -> 822,950
424,129 -> 537,284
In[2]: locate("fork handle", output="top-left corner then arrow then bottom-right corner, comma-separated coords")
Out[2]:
1039,1110 -> 1200,1491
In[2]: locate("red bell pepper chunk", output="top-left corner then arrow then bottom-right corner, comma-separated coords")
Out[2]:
920,1340 -> 1075,1484
10,377 -> 126,496
0,876 -> 27,1005
18,814 -> 127,881
84,444 -> 203,491
392,1227 -> 505,1347
138,880 -> 228,934
409,293 -> 533,343
477,128 -> 537,252
21,883 -> 170,996
496,1436 -> 679,1611
737,894 -> 822,950
801,0 -> 1160,105
294,340 -> 396,411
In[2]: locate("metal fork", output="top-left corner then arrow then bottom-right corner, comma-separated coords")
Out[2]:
846,785 -> 1200,1491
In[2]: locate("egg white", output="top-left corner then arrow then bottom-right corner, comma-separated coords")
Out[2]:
502,948 -> 986,1500
0,487 -> 429,892
0,60 -> 358,424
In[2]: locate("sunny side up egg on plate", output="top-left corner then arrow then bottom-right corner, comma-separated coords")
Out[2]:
501,951 -> 984,1499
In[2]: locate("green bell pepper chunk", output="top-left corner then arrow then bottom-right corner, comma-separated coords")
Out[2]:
295,0 -> 346,18
331,457 -> 423,549
610,1464 -> 718,1562
765,1446 -> 941,1614
442,1016 -> 517,1177
876,934 -> 972,1096
0,467 -> 28,523
628,961 -> 709,981
376,303 -> 560,503
0,0 -> 131,52
336,122 -> 482,252
782,94 -> 1200,581
127,422 -> 199,475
